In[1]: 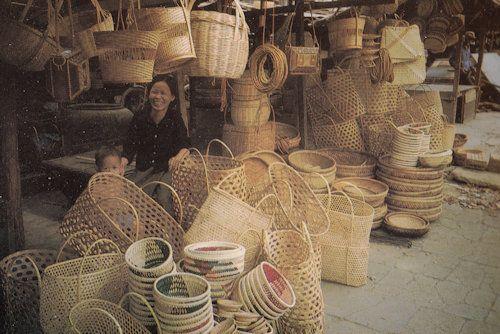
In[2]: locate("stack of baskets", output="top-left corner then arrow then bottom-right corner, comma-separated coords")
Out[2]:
153,273 -> 214,333
333,178 -> 389,229
319,148 -> 377,178
232,261 -> 296,321
288,150 -> 337,193
223,71 -> 275,156
377,155 -> 444,222
124,237 -> 175,327
390,123 -> 431,167
183,242 -> 245,301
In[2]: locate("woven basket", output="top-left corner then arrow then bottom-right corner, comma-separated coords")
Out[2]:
40,239 -> 127,333
386,193 -> 443,210
419,150 -> 453,168
171,140 -> 248,230
332,178 -> 388,207
442,0 -> 464,15
387,204 -> 442,222
135,3 -> 196,74
69,292 -> 159,333
264,226 -> 324,332
318,148 -> 377,178
288,150 -> 336,174
381,24 -> 425,64
324,68 -> 366,121
377,172 -> 444,193
93,5 -> 161,83
275,122 -> 301,154
57,0 -> 114,58
0,0 -> 58,71
185,0 -> 249,78
231,95 -> 271,127
61,172 -> 185,260
417,0 -> 436,17
350,68 -> 389,116
378,155 -> 444,180
230,70 -> 263,101
391,56 -> 426,85
453,133 -> 468,149
374,203 -> 388,221
222,121 -> 275,156
327,13 -> 365,51
0,249 -> 59,333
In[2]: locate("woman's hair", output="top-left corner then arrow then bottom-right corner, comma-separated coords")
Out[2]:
146,75 -> 179,110
95,146 -> 121,170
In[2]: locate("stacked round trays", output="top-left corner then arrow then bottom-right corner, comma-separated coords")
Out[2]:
125,237 -> 175,327
183,242 -> 245,301
288,150 -> 337,193
319,148 -> 377,178
232,261 -> 296,321
390,123 -> 431,167
153,273 -> 214,333
332,177 -> 389,230
377,155 -> 444,222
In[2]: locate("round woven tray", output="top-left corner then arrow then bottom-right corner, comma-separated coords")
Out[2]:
389,185 -> 444,197
386,194 -> 443,210
384,212 -> 430,237
332,178 -> 388,207
387,205 -> 442,222
378,155 -> 444,180
318,148 -> 376,178
376,172 -> 444,193
419,150 -> 453,168
288,150 -> 337,174
372,218 -> 383,230
373,203 -> 388,221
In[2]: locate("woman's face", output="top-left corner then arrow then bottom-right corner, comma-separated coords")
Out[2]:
149,81 -> 174,111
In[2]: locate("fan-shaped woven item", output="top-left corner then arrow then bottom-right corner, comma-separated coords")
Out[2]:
61,172 -> 185,260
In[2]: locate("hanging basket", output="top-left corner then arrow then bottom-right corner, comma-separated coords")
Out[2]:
0,0 -> 58,71
380,23 -> 425,64
135,2 -> 196,74
185,0 -> 249,78
327,12 -> 365,52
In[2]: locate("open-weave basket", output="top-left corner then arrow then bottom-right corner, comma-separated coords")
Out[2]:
264,226 -> 324,333
391,56 -> 426,85
185,0 -> 249,78
135,2 -> 196,74
318,148 -> 377,178
381,24 -> 425,64
358,113 -> 394,157
69,292 -> 159,333
0,249 -> 59,333
0,0 -> 58,71
332,178 -> 388,207
57,0 -> 114,58
351,67 -> 390,115
61,172 -> 185,260
40,239 -> 127,333
171,140 -> 248,230
222,121 -> 276,156
324,68 -> 366,121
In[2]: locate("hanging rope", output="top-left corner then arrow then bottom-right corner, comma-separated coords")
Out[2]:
370,48 -> 394,83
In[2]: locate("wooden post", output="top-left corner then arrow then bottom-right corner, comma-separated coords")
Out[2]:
176,72 -> 189,134
0,64 -> 25,254
295,0 -> 307,148
451,33 -> 463,123
474,30 -> 487,118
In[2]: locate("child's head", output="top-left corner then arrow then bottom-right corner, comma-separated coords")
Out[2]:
95,146 -> 124,176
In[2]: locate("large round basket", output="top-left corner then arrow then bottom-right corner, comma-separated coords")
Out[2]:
332,178 -> 388,207
185,0 -> 249,78
384,212 -> 430,237
377,155 -> 444,180
327,14 -> 365,51
319,148 -> 377,178
386,193 -> 443,210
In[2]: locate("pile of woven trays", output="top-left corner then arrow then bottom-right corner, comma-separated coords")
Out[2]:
390,123 -> 431,167
319,148 -> 377,179
377,155 -> 444,222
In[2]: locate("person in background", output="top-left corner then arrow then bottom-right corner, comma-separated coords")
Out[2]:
95,146 -> 125,176
121,75 -> 190,209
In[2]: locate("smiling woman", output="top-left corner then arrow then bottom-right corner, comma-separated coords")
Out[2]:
121,76 -> 190,211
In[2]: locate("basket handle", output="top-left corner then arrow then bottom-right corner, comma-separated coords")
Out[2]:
141,181 -> 183,225
76,238 -> 122,301
236,229 -> 263,269
71,307 -> 124,334
299,221 -> 315,255
119,292 -> 160,332
57,230 -> 98,262
5,255 -> 42,287
206,138 -> 235,159
329,190 -> 356,227
335,181 -> 365,202
97,196 -> 141,242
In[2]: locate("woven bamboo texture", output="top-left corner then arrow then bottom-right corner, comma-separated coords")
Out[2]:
378,155 -> 444,180
0,1 -> 58,71
318,148 -> 377,178
0,249 -> 58,333
391,56 -> 426,85
135,4 -> 196,74
61,172 -> 185,260
332,178 -> 388,207
186,0 -> 249,78
171,141 -> 248,230
350,68 -> 389,115
264,228 -> 324,333
324,68 -> 366,121
381,24 -> 425,64
222,121 -> 276,156
327,15 -> 365,51
40,239 -> 127,333
231,95 -> 271,127
358,114 -> 394,157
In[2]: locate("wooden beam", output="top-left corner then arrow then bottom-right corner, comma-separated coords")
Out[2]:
451,33 -> 463,123
176,73 -> 190,135
474,30 -> 487,118
0,64 -> 25,253
295,0 -> 307,148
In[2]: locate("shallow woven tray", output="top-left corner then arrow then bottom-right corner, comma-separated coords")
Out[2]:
378,155 -> 444,180
387,205 -> 442,222
384,212 -> 430,237
386,194 -> 443,210
372,218 -> 383,230
288,150 -> 337,174
332,178 -> 388,207
318,148 -> 377,178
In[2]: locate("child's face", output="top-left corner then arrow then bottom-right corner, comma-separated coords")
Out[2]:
99,156 -> 124,176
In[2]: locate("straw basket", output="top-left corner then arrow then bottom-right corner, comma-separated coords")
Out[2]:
332,178 -> 388,207
0,0 -> 58,71
185,0 -> 249,78
230,70 -> 263,101
381,23 -> 424,64
0,249 -> 58,333
275,122 -> 301,154
386,193 -> 443,210
68,292 -> 159,333
350,68 -> 389,116
327,12 -> 365,51
231,95 -> 271,127
378,155 -> 444,180
223,121 -> 275,156
135,2 -> 196,74
93,6 -> 161,83
171,139 -> 248,230
324,68 -> 366,121
57,0 -> 114,57
40,239 -> 127,333
61,172 -> 185,260
318,148 -> 377,178
264,226 -> 324,333
391,56 -> 426,85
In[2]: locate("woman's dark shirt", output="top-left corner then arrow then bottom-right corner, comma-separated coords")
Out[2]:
122,103 -> 190,172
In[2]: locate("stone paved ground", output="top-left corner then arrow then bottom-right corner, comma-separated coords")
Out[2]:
323,203 -> 500,334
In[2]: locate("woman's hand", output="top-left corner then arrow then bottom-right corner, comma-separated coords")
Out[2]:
168,148 -> 189,171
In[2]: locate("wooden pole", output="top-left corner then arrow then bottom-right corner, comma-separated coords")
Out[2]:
0,63 -> 25,254
474,30 -> 487,118
176,73 -> 189,135
296,0 -> 307,148
451,33 -> 463,123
